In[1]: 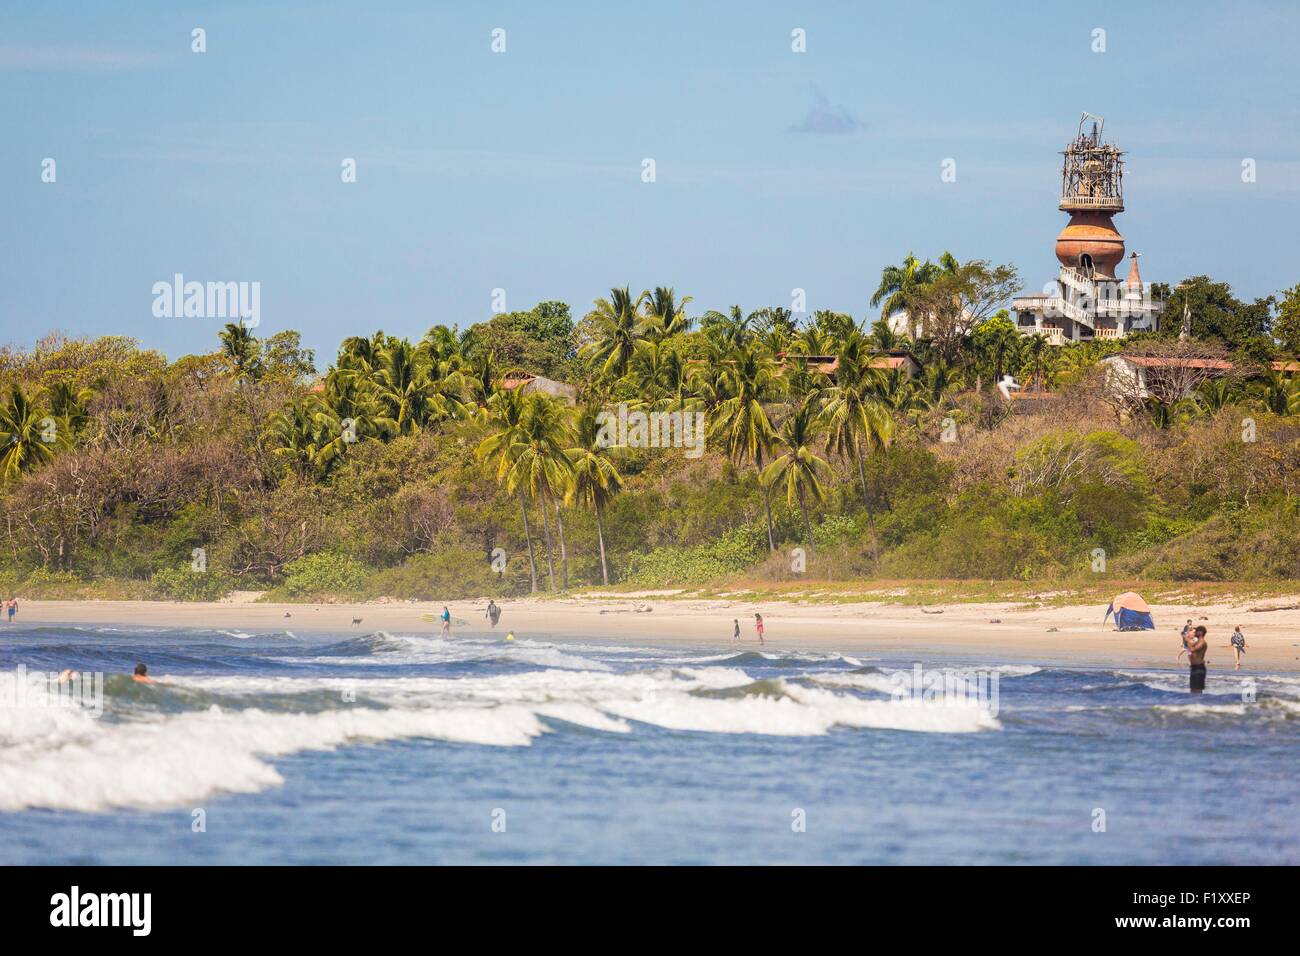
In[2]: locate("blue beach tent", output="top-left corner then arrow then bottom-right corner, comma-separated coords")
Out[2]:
1105,591 -> 1154,631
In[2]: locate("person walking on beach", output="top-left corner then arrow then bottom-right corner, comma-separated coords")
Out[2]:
485,600 -> 501,629
1178,625 -> 1208,694
5,598 -> 16,623
732,619 -> 740,643
440,606 -> 451,636
1230,625 -> 1247,670
754,613 -> 765,646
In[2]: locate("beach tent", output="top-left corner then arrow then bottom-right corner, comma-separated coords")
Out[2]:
1104,591 -> 1154,631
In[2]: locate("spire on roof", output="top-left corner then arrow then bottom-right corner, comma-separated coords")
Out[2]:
1125,251 -> 1143,288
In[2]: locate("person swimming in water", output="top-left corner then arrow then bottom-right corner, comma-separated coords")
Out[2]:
132,663 -> 153,684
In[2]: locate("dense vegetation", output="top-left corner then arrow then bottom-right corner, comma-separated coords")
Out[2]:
3,258 -> 1299,601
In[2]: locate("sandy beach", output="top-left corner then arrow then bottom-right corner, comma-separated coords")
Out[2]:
16,593 -> 1300,672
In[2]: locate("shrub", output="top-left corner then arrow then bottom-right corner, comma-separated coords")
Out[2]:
280,551 -> 367,597
151,564 -> 237,601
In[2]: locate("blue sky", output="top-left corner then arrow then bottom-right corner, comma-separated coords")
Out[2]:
4,0 -> 1298,363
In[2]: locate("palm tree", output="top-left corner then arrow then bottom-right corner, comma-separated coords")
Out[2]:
373,339 -> 464,434
567,405 -> 623,585
581,286 -> 648,378
46,380 -> 93,437
822,336 -> 896,519
753,307 -> 798,355
269,397 -> 334,478
219,322 -> 260,377
707,342 -> 784,550
503,395 -> 576,591
870,252 -> 958,335
465,349 -> 498,407
700,305 -> 754,352
761,395 -> 832,557
629,339 -> 670,408
1025,333 -> 1051,391
642,287 -> 692,340
0,386 -> 60,480
476,388 -> 540,592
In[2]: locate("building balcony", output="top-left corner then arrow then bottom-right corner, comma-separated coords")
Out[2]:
1059,195 -> 1124,212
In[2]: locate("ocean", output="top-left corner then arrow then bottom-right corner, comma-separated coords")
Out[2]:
1,623 -> 1296,865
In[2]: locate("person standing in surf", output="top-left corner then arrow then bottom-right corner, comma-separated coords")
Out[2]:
754,613 -> 765,646
1178,625 -> 1208,694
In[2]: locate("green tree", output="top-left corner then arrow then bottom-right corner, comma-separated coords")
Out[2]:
761,395 -> 832,556
567,405 -> 623,585
870,252 -> 958,332
580,287 -> 648,378
0,386 -> 60,480
822,334 -> 896,524
707,342 -> 784,550
219,322 -> 261,378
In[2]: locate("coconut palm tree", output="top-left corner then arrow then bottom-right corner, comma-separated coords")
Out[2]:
822,336 -> 896,517
567,405 -> 623,585
753,307 -> 798,355
870,252 -> 958,335
372,339 -> 464,433
219,322 -> 261,377
1024,333 -> 1051,392
629,339 -> 670,408
761,395 -> 832,557
700,305 -> 754,352
476,388 -> 540,592
0,385 -> 60,481
581,286 -> 648,378
642,287 -> 693,340
707,341 -> 784,550
502,395 -> 576,591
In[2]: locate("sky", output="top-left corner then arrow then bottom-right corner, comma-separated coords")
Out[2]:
3,0 -> 1299,364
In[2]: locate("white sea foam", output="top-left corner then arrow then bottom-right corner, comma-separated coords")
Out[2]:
0,703 -> 545,812
0,653 -> 998,812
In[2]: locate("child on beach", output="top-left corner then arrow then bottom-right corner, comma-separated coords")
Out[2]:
1230,626 -> 1246,670
754,613 -> 764,645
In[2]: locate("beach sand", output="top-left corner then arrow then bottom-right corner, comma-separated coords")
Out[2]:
15,594 -> 1300,672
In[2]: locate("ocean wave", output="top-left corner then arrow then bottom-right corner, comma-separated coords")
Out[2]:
0,702 -> 548,812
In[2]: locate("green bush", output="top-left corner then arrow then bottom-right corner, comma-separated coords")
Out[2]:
361,546 -> 516,600
621,524 -> 765,587
280,551 -> 367,597
151,564 -> 237,601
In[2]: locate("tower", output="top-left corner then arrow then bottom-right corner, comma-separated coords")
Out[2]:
1055,113 -> 1125,279
1012,113 -> 1162,343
